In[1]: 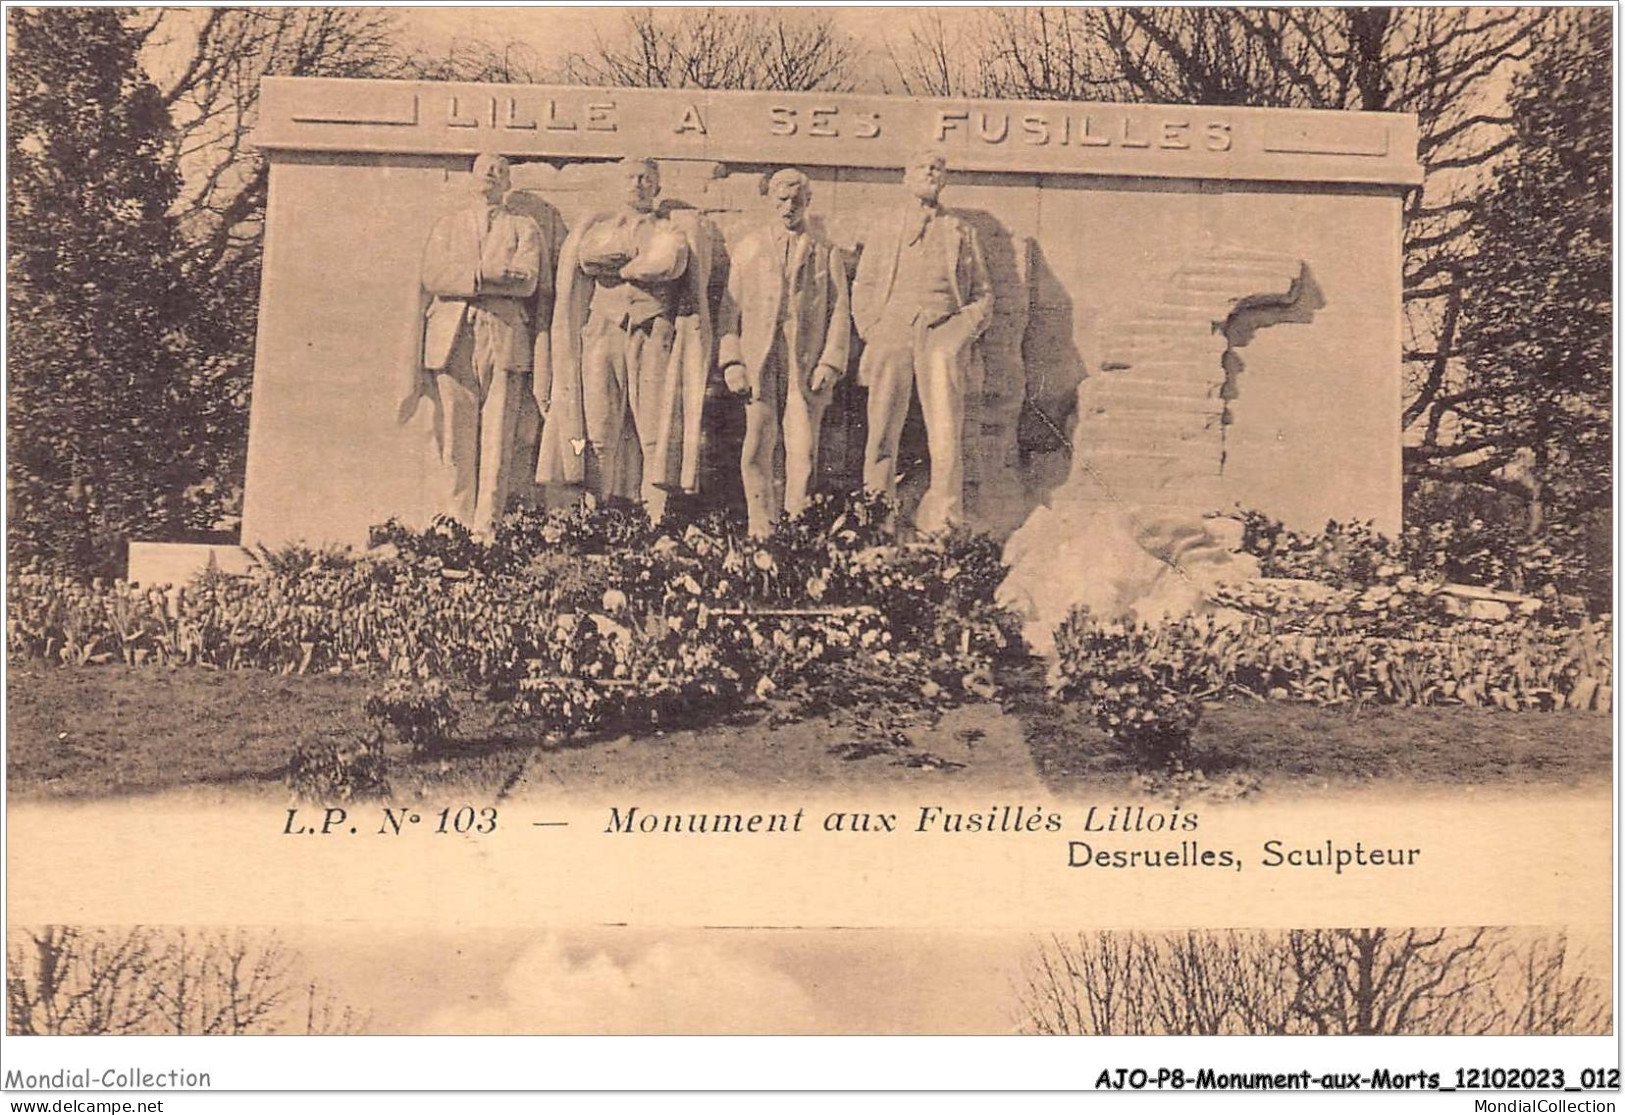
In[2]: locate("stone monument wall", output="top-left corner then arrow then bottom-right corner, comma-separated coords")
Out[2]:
237,78 -> 1418,552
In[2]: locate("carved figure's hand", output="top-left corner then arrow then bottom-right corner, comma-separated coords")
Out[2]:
614,243 -> 643,279
809,363 -> 840,393
723,363 -> 751,398
579,251 -> 632,280
931,309 -> 977,356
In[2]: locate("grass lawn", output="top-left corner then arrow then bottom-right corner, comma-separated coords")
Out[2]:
5,662 -> 1612,802
1009,662 -> 1613,794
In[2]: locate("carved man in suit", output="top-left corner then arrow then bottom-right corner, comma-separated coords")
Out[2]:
718,168 -> 852,538
851,151 -> 993,534
417,153 -> 546,534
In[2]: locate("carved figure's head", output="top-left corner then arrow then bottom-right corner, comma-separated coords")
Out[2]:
471,153 -> 512,205
902,150 -> 948,205
766,167 -> 812,231
615,156 -> 661,212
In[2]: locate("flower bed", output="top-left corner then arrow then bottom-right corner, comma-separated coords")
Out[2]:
8,494 -> 1024,744
1045,511 -> 1612,768
9,499 -> 1607,785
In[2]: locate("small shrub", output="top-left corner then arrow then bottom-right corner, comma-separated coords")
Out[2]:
1239,504 -> 1607,615
364,677 -> 459,752
1237,510 -> 1405,587
368,515 -> 488,572
512,673 -> 617,736
286,731 -> 390,802
1405,481 -> 1608,611
1134,762 -> 1262,807
497,499 -> 656,557
1052,610 -> 1216,767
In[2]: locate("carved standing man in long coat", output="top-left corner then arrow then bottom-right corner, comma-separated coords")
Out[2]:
851,151 -> 993,534
538,157 -> 715,521
718,168 -> 852,538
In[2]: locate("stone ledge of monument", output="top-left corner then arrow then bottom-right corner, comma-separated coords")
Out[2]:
1174,260 -> 1302,280
1204,579 -> 1548,624
1083,446 -> 1221,463
126,540 -> 254,589
1107,367 -> 1220,384
1141,297 -> 1225,311
1090,373 -> 1207,389
1119,336 -> 1226,350
1181,247 -> 1303,263
1085,441 -> 1224,461
1121,333 -> 1227,349
1437,582 -> 1544,621
1161,297 -> 1246,315
1080,409 -> 1226,428
1089,366 -> 1210,384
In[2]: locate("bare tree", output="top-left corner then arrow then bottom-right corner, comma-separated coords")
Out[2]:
1285,927 -> 1505,1035
135,8 -> 405,285
1022,931 -> 1134,1035
405,36 -> 553,85
8,927 -> 362,1036
111,10 -> 410,530
1016,927 -> 1609,1035
1503,932 -> 1613,1036
561,7 -> 861,92
1021,929 -> 1300,1035
886,11 -> 983,97
7,927 -> 164,1036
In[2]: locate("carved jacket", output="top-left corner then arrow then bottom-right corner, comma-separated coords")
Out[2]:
396,201 -> 548,466
418,203 -> 546,372
537,206 -> 717,493
717,224 -> 852,401
850,205 -> 993,382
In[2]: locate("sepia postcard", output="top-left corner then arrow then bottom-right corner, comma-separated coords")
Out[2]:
3,5 -> 1615,1103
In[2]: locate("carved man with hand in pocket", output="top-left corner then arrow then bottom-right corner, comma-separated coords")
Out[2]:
850,151 -> 993,534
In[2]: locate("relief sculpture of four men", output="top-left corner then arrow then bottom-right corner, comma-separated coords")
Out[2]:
410,150 -> 993,540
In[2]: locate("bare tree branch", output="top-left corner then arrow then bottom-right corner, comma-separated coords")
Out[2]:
1016,928 -> 1608,1035
8,926 -> 362,1035
559,8 -> 859,92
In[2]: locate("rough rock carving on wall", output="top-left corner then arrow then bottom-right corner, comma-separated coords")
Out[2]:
999,246 -> 1317,653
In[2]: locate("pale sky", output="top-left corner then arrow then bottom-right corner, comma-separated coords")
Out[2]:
293,924 -> 1028,1035
394,6 -> 966,92
259,921 -> 1616,1035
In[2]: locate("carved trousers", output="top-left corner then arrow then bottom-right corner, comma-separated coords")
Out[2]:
740,334 -> 830,538
862,316 -> 981,534
437,306 -> 528,535
581,312 -> 676,519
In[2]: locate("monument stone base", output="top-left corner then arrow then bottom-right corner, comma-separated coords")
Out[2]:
126,542 -> 255,588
